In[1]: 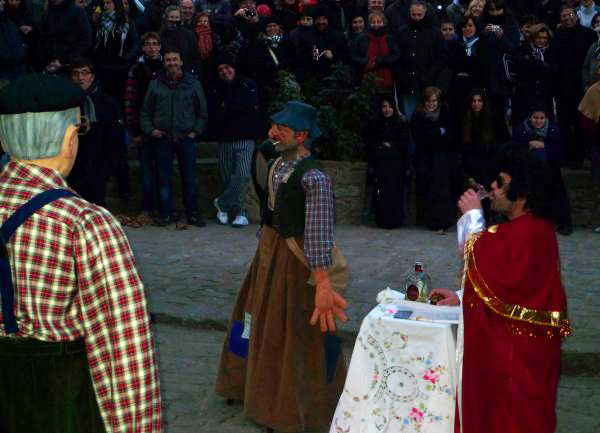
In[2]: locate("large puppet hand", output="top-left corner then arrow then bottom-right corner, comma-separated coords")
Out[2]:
310,268 -> 348,332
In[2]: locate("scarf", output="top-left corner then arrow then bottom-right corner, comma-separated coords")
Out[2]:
264,33 -> 283,49
463,35 -> 479,56
196,24 -> 213,60
366,32 -> 393,88
82,81 -> 99,123
524,117 -> 549,138
424,109 -> 441,122
97,12 -> 129,57
530,43 -> 548,63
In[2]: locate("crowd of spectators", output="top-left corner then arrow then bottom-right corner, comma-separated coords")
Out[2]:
0,0 -> 599,233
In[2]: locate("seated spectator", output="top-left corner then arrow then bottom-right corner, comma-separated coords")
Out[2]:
194,0 -> 232,27
273,0 -> 301,32
349,11 -> 398,93
577,0 -> 600,28
38,0 -> 92,72
0,0 -> 27,81
411,86 -> 459,231
211,57 -> 259,227
160,5 -> 202,77
362,95 -> 410,229
447,16 -> 486,112
513,106 -> 573,235
92,0 -> 139,106
125,31 -> 164,218
180,0 -> 198,28
68,58 -> 125,207
140,48 -> 208,226
582,13 -> 600,91
458,88 -> 510,221
512,23 -> 557,125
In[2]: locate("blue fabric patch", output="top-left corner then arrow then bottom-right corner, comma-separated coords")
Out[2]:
325,333 -> 341,384
228,320 -> 248,358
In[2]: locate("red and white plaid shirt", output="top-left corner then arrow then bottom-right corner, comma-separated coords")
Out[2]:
0,162 -> 162,433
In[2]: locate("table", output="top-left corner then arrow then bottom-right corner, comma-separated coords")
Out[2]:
329,304 -> 458,433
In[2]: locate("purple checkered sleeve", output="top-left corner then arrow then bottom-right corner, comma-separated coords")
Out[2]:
302,169 -> 334,269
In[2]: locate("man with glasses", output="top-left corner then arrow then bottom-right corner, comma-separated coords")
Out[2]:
68,57 -> 125,207
0,73 -> 162,433
430,146 -> 570,433
125,32 -> 164,221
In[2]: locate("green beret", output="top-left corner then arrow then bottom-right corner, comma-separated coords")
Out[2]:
0,74 -> 86,115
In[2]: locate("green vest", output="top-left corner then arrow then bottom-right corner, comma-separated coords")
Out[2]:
271,157 -> 320,238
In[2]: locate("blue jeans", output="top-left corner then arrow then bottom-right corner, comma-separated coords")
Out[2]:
138,138 -> 158,213
156,137 -> 199,219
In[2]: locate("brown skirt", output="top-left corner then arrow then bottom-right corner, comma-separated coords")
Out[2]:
215,225 -> 346,432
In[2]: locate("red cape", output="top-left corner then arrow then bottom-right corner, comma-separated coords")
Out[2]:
457,213 -> 570,433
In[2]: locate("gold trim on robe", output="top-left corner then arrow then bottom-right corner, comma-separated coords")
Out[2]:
465,233 -> 572,337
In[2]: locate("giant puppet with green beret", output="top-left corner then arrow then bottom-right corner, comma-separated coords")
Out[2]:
215,101 -> 349,433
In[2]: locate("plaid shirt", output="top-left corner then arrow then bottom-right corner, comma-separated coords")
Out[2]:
0,162 -> 162,433
271,156 -> 334,268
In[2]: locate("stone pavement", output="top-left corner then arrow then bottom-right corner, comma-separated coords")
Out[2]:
124,223 -> 600,432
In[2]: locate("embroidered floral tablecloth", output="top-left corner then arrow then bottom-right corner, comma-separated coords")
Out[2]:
330,304 -> 457,433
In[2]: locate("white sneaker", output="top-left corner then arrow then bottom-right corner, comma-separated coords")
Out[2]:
214,198 -> 228,225
231,215 -> 249,227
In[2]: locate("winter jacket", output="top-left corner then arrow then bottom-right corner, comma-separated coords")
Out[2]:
479,17 -> 520,96
446,1 -> 466,26
349,31 -> 399,75
38,0 -> 92,66
447,36 -> 487,105
394,16 -> 443,96
297,26 -> 347,76
554,24 -> 597,99
512,120 -> 562,162
411,106 -> 454,152
92,20 -> 140,70
582,39 -> 600,90
160,26 -> 202,75
140,72 -> 208,136
384,0 -> 438,30
246,34 -> 294,87
363,113 -> 410,159
210,75 -> 259,141
194,0 -> 233,27
125,55 -> 164,137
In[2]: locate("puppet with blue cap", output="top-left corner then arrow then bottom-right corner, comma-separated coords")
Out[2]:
215,100 -> 349,433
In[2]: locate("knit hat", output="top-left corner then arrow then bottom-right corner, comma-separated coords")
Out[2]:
256,3 -> 272,17
0,74 -> 85,115
271,101 -> 321,139
261,14 -> 280,31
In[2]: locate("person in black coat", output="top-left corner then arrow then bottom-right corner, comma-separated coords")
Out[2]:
411,86 -> 460,230
394,2 -> 443,119
512,106 -> 573,235
68,58 -> 125,206
512,23 -> 557,125
363,95 -> 410,229
384,0 -> 438,30
273,0 -> 301,32
447,15 -> 487,114
349,11 -> 399,91
554,5 -> 597,166
160,5 -> 202,76
4,0 -> 37,69
38,0 -> 93,71
0,2 -> 26,81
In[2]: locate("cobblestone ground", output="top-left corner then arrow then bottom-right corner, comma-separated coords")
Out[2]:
124,223 -> 600,433
155,324 -> 600,433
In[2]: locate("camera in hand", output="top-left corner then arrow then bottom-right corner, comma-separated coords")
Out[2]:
245,8 -> 256,17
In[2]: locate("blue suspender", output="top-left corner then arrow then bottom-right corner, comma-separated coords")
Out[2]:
0,189 -> 75,334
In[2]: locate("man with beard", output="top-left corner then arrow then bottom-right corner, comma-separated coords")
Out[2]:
179,0 -> 197,29
140,49 -> 208,226
215,101 -> 349,433
297,5 -> 347,80
69,58 -> 124,207
38,0 -> 92,72
554,5 -> 596,167
394,0 -> 443,121
430,145 -> 571,433
125,31 -> 164,219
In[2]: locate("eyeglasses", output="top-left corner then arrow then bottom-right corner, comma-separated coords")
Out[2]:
75,116 -> 90,136
71,69 -> 92,78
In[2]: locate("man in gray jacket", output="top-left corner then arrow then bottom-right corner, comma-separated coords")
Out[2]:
141,48 -> 208,226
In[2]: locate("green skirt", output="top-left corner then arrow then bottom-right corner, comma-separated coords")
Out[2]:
0,337 -> 106,433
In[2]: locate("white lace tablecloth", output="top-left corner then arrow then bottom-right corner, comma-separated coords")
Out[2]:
330,304 -> 457,433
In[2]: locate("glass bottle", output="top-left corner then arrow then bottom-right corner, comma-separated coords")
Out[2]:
402,262 -> 432,303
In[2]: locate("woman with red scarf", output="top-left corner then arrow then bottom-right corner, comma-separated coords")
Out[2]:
349,11 -> 399,92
